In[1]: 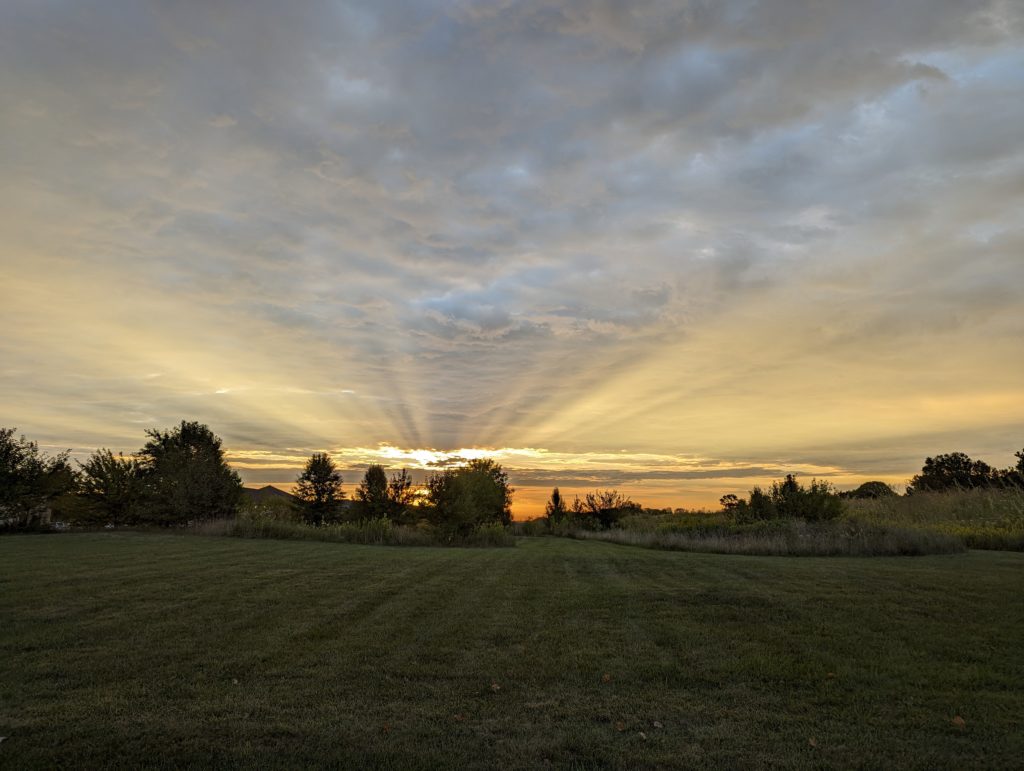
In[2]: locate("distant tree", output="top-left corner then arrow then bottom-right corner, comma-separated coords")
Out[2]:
726,475 -> 842,523
544,487 -> 568,527
295,452 -> 344,525
907,452 -> 996,494
355,464 -> 389,520
994,448 -> 1024,490
719,494 -> 741,511
425,459 -> 513,536
0,427 -> 76,530
386,469 -> 417,522
570,489 -> 641,530
74,449 -> 144,527
840,481 -> 897,500
137,421 -> 242,526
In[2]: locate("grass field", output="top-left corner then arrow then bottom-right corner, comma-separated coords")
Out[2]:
1,534 -> 1022,769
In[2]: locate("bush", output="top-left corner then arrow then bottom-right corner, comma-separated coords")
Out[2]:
840,481 -> 897,499
728,475 -> 843,523
512,518 -> 549,537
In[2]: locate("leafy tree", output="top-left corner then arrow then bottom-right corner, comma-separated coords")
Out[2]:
425,459 -> 513,536
386,469 -> 417,523
841,481 -> 897,499
544,487 -> 568,527
570,489 -> 641,530
295,452 -> 344,525
727,475 -> 842,523
355,464 -> 389,520
771,475 -> 842,521
907,452 -> 996,493
137,421 -> 242,526
74,449 -> 144,527
0,427 -> 76,530
719,494 -> 741,512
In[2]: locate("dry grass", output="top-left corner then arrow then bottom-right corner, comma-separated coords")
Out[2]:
570,519 -> 964,557
845,488 -> 1024,551
193,512 -> 515,548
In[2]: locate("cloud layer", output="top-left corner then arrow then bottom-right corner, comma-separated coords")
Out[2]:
2,1 -> 1023,513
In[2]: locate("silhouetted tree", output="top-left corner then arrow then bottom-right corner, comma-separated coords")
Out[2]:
544,487 -> 568,527
386,469 -> 417,523
839,481 -> 897,499
137,421 -> 242,525
74,449 -> 144,527
0,427 -> 76,530
995,448 -> 1024,490
907,452 -> 996,493
719,494 -> 741,511
570,489 -> 641,530
295,452 -> 344,525
726,475 -> 842,523
355,464 -> 389,520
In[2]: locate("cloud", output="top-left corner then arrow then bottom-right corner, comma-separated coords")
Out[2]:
1,0 -> 1023,512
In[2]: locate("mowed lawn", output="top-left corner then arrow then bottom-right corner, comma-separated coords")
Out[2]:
1,535 -> 1022,769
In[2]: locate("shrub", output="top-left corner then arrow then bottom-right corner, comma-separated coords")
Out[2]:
513,518 -> 549,537
728,475 -> 842,523
841,481 -> 897,499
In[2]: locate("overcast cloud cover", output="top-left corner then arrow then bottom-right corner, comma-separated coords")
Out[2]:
2,1 -> 1023,512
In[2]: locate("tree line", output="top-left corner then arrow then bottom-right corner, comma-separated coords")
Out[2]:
538,447 -> 1024,531
3,421 -> 1021,533
0,422 -> 512,536
292,451 -> 512,536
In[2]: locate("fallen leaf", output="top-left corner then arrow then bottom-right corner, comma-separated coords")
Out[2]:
639,732 -> 648,741
232,679 -> 239,686
615,721 -> 625,732
453,714 -> 466,722
808,738 -> 818,748
653,721 -> 663,729
601,673 -> 612,683
826,672 -> 836,679
951,715 -> 966,729
381,722 -> 391,735
490,683 -> 501,692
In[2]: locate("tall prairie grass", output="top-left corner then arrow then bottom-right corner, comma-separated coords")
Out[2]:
194,511 -> 515,548
569,519 -> 964,557
844,487 -> 1024,550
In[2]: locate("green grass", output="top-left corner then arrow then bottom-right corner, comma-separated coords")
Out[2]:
1,534 -> 1022,769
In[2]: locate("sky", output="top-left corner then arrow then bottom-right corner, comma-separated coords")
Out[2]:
2,1 -> 1023,517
